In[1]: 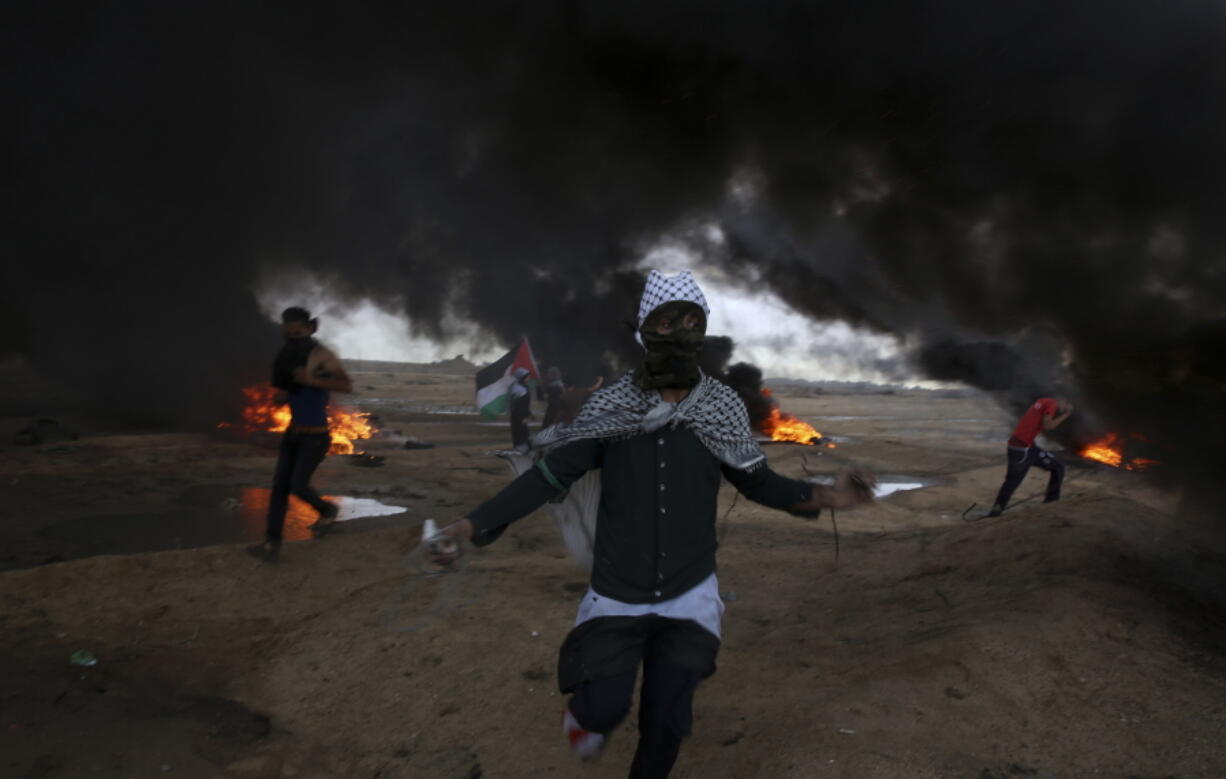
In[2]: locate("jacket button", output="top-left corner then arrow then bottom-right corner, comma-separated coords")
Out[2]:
658,438 -> 664,445
654,590 -> 662,597
659,507 -> 666,514
659,484 -> 666,491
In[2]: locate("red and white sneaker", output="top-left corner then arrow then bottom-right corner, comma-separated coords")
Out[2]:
562,709 -> 606,760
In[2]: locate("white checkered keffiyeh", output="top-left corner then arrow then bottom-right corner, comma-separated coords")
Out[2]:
634,269 -> 710,347
503,269 -> 758,573
534,371 -> 765,470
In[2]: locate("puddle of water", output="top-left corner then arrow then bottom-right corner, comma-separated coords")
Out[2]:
873,482 -> 926,498
218,488 -> 407,540
807,476 -> 931,499
331,496 -> 407,521
38,489 -> 409,561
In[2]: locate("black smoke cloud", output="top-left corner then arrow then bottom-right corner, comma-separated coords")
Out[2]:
10,1 -> 1226,499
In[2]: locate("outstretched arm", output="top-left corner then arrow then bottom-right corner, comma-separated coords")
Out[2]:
438,438 -> 603,549
722,463 -> 875,518
788,470 -> 876,512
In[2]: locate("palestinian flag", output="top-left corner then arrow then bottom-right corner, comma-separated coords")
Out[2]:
475,339 -> 540,418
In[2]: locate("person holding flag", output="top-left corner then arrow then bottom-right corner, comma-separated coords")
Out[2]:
508,366 -> 533,452
474,338 -> 540,451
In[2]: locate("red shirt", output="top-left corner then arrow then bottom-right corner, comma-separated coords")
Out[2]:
1009,398 -> 1060,447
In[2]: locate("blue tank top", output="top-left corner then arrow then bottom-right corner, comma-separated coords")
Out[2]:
288,385 -> 330,427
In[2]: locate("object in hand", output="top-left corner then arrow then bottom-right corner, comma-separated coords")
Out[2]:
423,518 -> 460,563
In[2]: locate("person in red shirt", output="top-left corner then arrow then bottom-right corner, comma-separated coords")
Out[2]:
988,397 -> 1073,516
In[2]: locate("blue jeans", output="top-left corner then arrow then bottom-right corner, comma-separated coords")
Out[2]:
993,444 -> 1064,510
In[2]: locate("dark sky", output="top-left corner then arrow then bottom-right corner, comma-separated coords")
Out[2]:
10,1 -> 1226,497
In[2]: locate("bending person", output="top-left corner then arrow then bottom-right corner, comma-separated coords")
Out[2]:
989,396 -> 1072,517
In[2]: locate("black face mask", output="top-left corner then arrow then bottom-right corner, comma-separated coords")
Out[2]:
633,301 -> 707,391
634,329 -> 705,390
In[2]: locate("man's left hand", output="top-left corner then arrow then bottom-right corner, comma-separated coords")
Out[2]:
794,468 -> 877,512
833,469 -> 877,508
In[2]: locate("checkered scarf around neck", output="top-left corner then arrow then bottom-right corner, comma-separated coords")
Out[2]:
533,371 -> 766,471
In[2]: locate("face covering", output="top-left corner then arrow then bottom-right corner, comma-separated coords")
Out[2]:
634,302 -> 706,391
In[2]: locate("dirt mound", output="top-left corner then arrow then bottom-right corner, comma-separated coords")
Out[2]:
2,489 -> 1224,777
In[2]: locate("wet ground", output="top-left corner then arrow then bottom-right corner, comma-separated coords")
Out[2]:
2,371 -> 982,571
36,489 -> 409,560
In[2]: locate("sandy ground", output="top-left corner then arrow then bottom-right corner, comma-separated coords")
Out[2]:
2,362 -> 1225,778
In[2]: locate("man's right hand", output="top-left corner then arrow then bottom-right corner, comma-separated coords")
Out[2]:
425,519 -> 474,566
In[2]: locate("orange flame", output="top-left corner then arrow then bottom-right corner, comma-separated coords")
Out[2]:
1078,433 -> 1160,471
218,385 -> 375,454
760,389 -> 823,444
327,407 -> 376,455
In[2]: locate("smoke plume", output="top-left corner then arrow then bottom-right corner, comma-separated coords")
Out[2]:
10,1 -> 1226,500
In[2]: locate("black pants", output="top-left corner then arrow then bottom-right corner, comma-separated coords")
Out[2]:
993,444 -> 1064,510
266,432 -> 333,541
561,616 -> 718,779
510,394 -> 531,448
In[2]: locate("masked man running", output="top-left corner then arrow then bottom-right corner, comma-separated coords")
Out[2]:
432,271 -> 875,778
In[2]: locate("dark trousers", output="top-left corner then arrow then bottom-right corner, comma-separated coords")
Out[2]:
266,432 -> 333,541
993,444 -> 1064,510
564,619 -> 714,779
510,394 -> 531,448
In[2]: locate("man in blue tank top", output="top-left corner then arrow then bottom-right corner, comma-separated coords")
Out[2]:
249,307 -> 354,562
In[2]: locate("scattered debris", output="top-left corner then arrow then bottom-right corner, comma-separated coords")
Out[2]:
69,650 -> 98,667
347,453 -> 386,468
